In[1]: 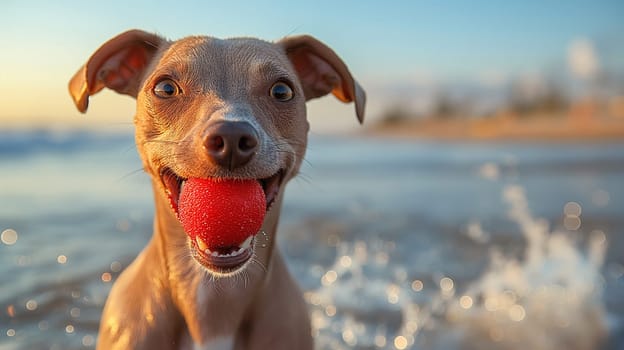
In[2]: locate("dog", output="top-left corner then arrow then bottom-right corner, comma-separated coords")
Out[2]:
68,30 -> 364,349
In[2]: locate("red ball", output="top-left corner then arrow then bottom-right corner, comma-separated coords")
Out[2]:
178,178 -> 266,249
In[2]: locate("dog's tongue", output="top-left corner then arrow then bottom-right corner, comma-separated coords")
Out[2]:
178,178 -> 266,249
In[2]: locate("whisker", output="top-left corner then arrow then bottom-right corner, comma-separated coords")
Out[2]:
276,150 -> 297,156
274,140 -> 306,148
142,139 -> 183,145
250,253 -> 268,274
142,38 -> 160,50
117,168 -> 147,181
276,26 -> 302,42
294,172 -> 314,186
122,144 -> 138,154
211,275 -> 225,297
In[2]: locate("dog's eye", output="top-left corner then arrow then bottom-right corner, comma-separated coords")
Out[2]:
154,79 -> 181,98
270,82 -> 293,102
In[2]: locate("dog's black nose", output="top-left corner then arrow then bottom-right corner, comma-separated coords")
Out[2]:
203,121 -> 259,170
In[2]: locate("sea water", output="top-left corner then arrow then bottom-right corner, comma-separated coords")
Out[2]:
0,130 -> 623,349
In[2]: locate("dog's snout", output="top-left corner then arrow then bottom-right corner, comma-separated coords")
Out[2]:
203,121 -> 259,170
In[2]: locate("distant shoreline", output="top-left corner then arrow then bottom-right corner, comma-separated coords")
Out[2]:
363,115 -> 624,143
2,117 -> 624,144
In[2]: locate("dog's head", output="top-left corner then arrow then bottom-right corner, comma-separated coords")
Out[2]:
69,29 -> 365,275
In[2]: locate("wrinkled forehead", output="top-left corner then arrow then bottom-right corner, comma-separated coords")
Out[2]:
155,36 -> 294,82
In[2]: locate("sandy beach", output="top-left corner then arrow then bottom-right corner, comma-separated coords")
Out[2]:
365,114 -> 624,142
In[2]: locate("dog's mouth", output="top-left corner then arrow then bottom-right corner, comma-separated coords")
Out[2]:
160,167 -> 284,274
191,235 -> 255,273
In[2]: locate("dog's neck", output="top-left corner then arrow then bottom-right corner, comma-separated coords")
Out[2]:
149,180 -> 284,345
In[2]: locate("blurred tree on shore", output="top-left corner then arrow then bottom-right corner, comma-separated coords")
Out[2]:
508,79 -> 568,117
378,106 -> 413,126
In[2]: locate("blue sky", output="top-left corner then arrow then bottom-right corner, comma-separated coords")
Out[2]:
1,0 -> 622,131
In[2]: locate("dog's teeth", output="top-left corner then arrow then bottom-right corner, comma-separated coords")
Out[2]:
240,236 -> 253,250
211,251 -> 219,257
196,237 -> 208,251
180,180 -> 186,192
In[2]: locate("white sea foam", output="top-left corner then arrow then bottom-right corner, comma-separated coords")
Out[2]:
308,184 -> 609,350
446,184 -> 608,350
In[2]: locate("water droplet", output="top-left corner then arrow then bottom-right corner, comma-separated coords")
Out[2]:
306,292 -> 321,306
479,162 -> 500,180
321,270 -> 338,286
411,280 -> 424,292
374,335 -> 387,347
563,201 -> 582,217
324,304 -> 336,317
509,304 -> 526,321
82,334 -> 95,347
1,229 -> 18,245
342,329 -> 356,346
65,324 -> 75,334
440,277 -> 454,293
25,299 -> 38,311
101,272 -> 112,282
57,255 -> 67,264
6,329 -> 15,337
260,230 -> 270,241
590,230 -> 606,245
110,261 -> 122,272
394,335 -> 408,349
459,295 -> 473,309
38,320 -> 49,330
386,284 -> 401,304
70,307 -> 80,318
7,304 -> 15,317
375,251 -> 389,265
394,268 -> 408,282
405,320 -> 419,333
339,255 -> 352,268
116,219 -> 131,232
563,216 -> 581,230
466,220 -> 489,243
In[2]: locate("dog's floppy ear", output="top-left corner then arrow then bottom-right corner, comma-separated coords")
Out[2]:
279,35 -> 366,124
68,29 -> 164,113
